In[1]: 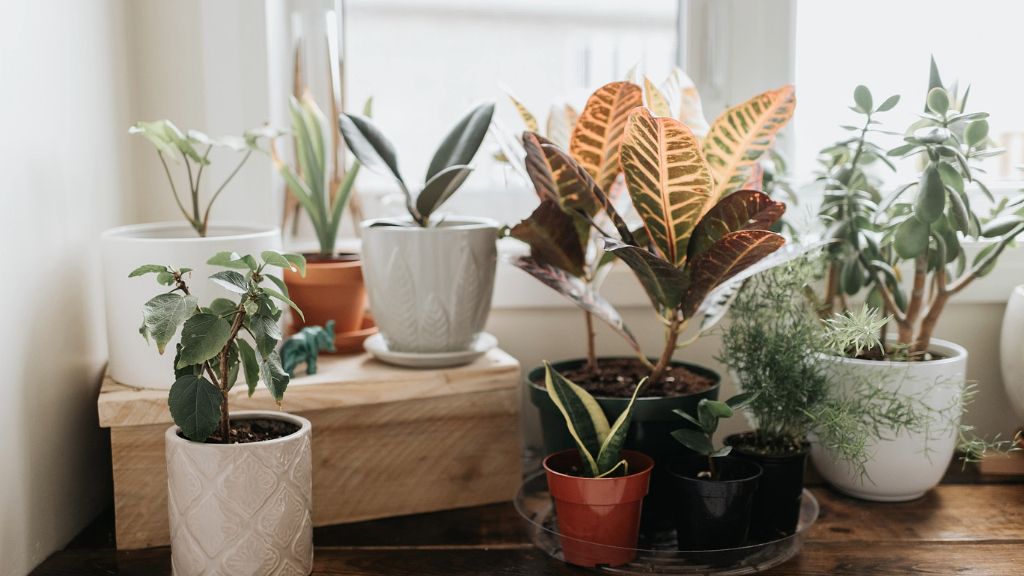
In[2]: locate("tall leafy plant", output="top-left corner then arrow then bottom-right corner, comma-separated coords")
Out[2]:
133,251 -> 306,443
338,102 -> 495,227
130,120 -> 273,237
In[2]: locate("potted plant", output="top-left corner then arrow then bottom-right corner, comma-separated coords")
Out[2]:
133,250 -> 312,575
809,66 -> 1024,500
338,102 -> 498,356
542,363 -> 652,568
273,94 -> 375,352
103,121 -> 281,389
669,393 -> 761,550
513,80 -> 795,529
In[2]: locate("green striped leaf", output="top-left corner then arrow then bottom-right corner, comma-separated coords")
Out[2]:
687,190 -> 786,260
596,378 -> 645,474
545,363 -> 608,476
569,81 -> 643,192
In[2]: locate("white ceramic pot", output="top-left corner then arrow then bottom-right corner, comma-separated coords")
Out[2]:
999,285 -> 1024,421
810,337 -> 966,502
165,411 -> 313,576
360,217 -> 497,353
101,222 -> 281,389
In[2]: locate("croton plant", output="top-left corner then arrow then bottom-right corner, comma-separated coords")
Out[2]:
510,77 -> 797,384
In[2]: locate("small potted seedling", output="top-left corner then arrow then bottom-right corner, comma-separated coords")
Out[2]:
133,250 -> 313,574
339,103 -> 498,357
543,363 -> 653,568
670,394 -> 761,551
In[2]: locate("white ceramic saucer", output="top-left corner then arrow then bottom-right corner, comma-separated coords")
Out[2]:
363,332 -> 498,368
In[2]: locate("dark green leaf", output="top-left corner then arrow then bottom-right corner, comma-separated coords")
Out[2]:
982,215 -> 1024,238
207,251 -> 254,270
725,392 -> 757,410
129,264 -> 170,278
416,165 -> 473,220
248,313 -> 282,356
283,253 -> 307,277
259,350 -> 290,402
205,298 -> 237,317
156,271 -> 176,286
237,339 -> 260,397
261,250 -> 297,272
209,270 -> 249,294
338,113 -> 405,188
176,313 -> 232,368
142,294 -> 198,354
167,374 -> 222,442
670,427 -> 713,456
915,165 -> 945,224
703,400 -> 734,419
263,287 -> 303,322
894,216 -> 930,259
265,273 -> 289,297
425,102 -> 495,180
173,343 -> 203,379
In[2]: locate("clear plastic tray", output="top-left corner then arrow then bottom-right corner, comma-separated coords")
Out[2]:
514,471 -> 819,574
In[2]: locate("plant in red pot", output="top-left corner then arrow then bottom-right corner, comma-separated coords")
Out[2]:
273,94 -> 375,353
542,362 -> 652,568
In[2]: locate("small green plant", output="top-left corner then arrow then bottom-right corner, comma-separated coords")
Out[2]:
671,393 -> 756,479
129,120 -> 274,237
544,362 -> 644,478
133,251 -> 307,443
338,102 -> 495,227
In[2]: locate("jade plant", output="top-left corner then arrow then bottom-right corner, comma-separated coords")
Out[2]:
671,393 -> 756,479
133,250 -> 307,443
338,102 -> 495,227
129,120 -> 274,237
544,362 -> 644,477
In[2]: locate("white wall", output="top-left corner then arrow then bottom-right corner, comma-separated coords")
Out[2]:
0,1 -> 129,574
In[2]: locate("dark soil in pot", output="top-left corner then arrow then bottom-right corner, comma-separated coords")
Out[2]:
670,456 -> 762,551
182,419 -> 301,444
529,357 -> 720,533
724,432 -> 809,542
559,357 -> 715,397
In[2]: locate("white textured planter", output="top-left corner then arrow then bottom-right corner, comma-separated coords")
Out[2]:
101,222 -> 281,389
361,217 -> 497,353
810,338 -> 966,502
165,411 -> 312,576
999,285 -> 1024,421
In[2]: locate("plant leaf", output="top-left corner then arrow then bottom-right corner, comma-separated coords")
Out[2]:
261,250 -> 298,272
207,251 -> 253,270
510,201 -> 585,276
544,363 -> 608,476
236,339 -> 260,397
263,287 -> 304,322
604,238 -> 688,311
248,312 -> 282,356
142,293 -> 198,354
129,264 -> 170,278
426,102 -> 495,180
569,81 -> 643,191
687,190 -> 786,261
283,253 -> 307,277
915,164 -> 945,224
505,91 -> 539,132
338,113 -> 406,188
682,230 -> 785,317
670,427 -> 713,456
894,216 -> 930,259
621,107 -> 714,267
176,313 -> 232,368
643,76 -> 672,117
596,378 -> 646,473
209,270 -> 249,294
168,374 -> 222,442
416,164 -> 473,220
259,350 -> 290,402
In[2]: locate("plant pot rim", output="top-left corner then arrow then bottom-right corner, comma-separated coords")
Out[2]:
669,456 -> 763,484
724,432 -> 811,459
527,356 -> 721,401
817,336 -> 967,368
101,221 -> 280,243
361,215 -> 499,231
543,449 -> 654,481
165,410 -> 310,449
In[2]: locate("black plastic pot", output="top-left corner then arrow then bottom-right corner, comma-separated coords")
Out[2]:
669,456 -> 762,551
724,432 -> 809,542
528,357 -> 720,532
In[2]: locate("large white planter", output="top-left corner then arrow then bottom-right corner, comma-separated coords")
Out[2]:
999,285 -> 1024,421
165,411 -> 313,576
810,338 -> 966,502
101,222 -> 280,389
360,217 -> 497,353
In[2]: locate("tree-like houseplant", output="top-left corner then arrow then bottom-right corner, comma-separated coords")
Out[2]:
102,121 -> 281,389
134,250 -> 313,574
809,65 -> 1024,500
339,102 -> 498,358
274,94 -> 375,353
542,363 -> 652,568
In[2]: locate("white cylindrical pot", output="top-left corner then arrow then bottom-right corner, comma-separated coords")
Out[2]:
361,217 -> 497,353
165,411 -> 313,576
101,222 -> 281,389
999,285 -> 1024,421
810,338 -> 966,502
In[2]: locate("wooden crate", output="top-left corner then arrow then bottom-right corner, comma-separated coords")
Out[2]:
98,349 -> 523,550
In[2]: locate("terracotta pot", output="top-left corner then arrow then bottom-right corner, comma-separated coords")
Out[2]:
284,255 -> 367,346
165,411 -> 312,575
544,449 -> 653,568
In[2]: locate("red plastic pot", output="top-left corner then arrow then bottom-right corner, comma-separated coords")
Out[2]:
543,449 -> 654,568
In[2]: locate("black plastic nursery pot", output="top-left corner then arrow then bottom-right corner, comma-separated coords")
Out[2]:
669,456 -> 762,551
528,357 -> 721,532
725,432 -> 809,542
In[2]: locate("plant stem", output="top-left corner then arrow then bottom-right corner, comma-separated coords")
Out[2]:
182,150 -> 201,234
202,149 -> 253,232
215,300 -> 249,443
159,152 -> 195,229
584,310 -> 597,372
707,456 -> 717,480
649,316 -> 682,384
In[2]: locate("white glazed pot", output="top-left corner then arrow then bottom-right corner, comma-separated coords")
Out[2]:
999,285 -> 1024,421
810,338 -> 966,502
165,411 -> 312,576
101,222 -> 281,389
360,217 -> 497,353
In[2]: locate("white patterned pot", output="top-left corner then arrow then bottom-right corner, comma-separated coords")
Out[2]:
810,338 -> 966,502
999,285 -> 1024,421
102,222 -> 281,389
165,412 -> 312,576
360,217 -> 497,353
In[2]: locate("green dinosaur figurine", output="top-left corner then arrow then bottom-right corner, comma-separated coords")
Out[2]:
282,320 -> 336,376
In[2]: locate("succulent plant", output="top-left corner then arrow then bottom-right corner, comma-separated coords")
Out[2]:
671,393 -> 755,479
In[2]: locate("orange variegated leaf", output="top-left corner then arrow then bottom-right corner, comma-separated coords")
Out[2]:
546,104 -> 578,150
682,230 -> 785,317
620,107 -> 714,268
505,91 -> 539,132
569,81 -> 643,191
644,76 -> 672,117
687,190 -> 785,260
704,85 -> 796,200
663,67 -> 710,136
522,132 -> 598,216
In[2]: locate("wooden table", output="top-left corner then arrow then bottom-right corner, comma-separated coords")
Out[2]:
32,462 -> 1023,575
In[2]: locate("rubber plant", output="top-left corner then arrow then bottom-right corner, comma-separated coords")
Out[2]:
132,250 -> 306,443
338,102 -> 495,227
545,362 -> 645,477
671,393 -> 755,479
129,120 -> 275,237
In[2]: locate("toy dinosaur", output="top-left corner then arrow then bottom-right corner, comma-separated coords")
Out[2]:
282,320 -> 336,376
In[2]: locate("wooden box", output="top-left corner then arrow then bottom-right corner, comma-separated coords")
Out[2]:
98,349 -> 522,550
